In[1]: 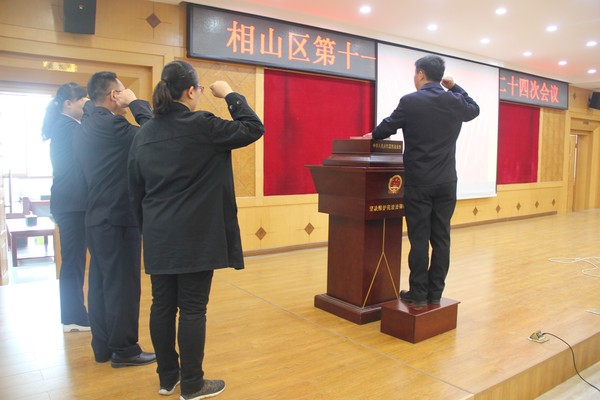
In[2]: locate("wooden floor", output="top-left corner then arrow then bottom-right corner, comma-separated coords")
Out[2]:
1,210 -> 600,399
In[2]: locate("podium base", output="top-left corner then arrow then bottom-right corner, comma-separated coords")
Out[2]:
314,294 -> 389,325
380,298 -> 460,343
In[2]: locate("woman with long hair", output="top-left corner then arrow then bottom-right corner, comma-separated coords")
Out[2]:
41,82 -> 90,333
128,60 -> 264,400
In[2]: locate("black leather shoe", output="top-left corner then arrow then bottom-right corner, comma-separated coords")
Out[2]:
111,352 -> 156,368
400,290 -> 426,306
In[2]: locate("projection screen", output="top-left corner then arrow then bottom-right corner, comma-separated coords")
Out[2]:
376,43 -> 499,199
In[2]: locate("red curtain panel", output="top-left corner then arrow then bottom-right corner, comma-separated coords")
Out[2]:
263,69 -> 374,195
497,102 -> 539,184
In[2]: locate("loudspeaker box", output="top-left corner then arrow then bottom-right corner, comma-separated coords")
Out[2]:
64,0 -> 96,34
590,92 -> 600,110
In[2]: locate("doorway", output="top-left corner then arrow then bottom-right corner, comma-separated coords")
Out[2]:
0,91 -> 57,284
0,52 -> 153,285
568,123 -> 600,212
0,91 -> 54,217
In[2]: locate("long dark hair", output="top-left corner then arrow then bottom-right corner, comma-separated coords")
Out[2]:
152,60 -> 199,115
41,82 -> 87,141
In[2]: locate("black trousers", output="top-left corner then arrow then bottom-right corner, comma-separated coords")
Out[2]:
54,211 -> 89,326
150,271 -> 214,395
403,182 -> 457,301
86,223 -> 142,361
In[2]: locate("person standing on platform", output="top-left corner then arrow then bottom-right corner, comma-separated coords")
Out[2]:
364,55 -> 480,306
73,71 -> 156,368
128,60 -> 264,399
42,82 -> 90,333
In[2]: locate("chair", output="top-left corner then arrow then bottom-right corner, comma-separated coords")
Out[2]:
22,196 -> 51,218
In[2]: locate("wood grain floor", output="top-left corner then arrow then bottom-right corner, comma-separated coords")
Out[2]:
1,210 -> 600,399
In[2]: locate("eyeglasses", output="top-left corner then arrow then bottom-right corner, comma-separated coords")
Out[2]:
106,89 -> 123,98
197,85 -> 205,93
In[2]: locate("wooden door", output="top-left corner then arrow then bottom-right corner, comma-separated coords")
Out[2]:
571,131 -> 591,211
567,135 -> 576,212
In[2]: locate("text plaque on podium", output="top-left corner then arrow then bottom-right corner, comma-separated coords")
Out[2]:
308,139 -> 404,324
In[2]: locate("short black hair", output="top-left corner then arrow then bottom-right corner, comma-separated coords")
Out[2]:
87,71 -> 118,103
415,55 -> 445,82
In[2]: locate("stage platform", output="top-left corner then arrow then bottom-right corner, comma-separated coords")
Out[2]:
0,210 -> 599,399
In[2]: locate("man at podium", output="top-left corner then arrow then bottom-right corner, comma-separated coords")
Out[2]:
364,55 -> 480,306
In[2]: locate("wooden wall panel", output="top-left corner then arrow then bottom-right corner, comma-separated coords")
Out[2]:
452,184 -> 562,227
0,0 -> 185,48
186,59 -> 261,198
539,109 -> 565,182
238,202 -> 328,252
95,1 -> 185,47
569,86 -> 600,116
0,187 -> 7,285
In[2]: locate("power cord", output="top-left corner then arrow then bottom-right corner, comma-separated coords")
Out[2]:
541,332 -> 600,393
548,257 -> 600,278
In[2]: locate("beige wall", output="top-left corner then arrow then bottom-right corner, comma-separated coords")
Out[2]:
0,0 -> 599,283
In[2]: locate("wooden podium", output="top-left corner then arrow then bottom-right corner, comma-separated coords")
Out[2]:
308,139 -> 404,324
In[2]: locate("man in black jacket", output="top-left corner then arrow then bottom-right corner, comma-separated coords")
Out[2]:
366,55 -> 480,306
74,71 -> 156,368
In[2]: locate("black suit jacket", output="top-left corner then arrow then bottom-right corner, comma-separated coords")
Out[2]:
373,82 -> 480,186
74,100 -> 152,227
48,114 -> 87,214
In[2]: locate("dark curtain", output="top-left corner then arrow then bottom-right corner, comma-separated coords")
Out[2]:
263,69 -> 374,195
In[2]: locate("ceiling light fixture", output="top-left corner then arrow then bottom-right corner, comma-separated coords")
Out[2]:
359,5 -> 371,14
523,51 -> 532,57
588,69 -> 597,74
495,8 -> 507,15
427,24 -> 438,31
480,38 -> 490,44
586,40 -> 597,47
558,61 -> 567,66
546,25 -> 558,32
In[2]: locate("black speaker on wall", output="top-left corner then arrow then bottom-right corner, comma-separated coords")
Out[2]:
590,92 -> 600,110
64,0 -> 96,34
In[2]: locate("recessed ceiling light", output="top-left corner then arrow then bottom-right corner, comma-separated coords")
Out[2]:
586,40 -> 598,47
558,60 -> 567,66
427,24 -> 438,31
546,25 -> 558,32
588,69 -> 597,74
495,8 -> 507,15
359,5 -> 371,14
523,51 -> 532,57
480,38 -> 491,44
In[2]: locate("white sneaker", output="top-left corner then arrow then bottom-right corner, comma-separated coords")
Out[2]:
63,324 -> 91,332
159,378 -> 181,396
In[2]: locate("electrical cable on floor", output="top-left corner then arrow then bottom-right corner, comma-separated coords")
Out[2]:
548,257 -> 600,278
542,332 -> 600,393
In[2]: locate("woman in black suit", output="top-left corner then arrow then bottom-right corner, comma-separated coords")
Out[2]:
128,60 -> 264,400
42,82 -> 90,333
